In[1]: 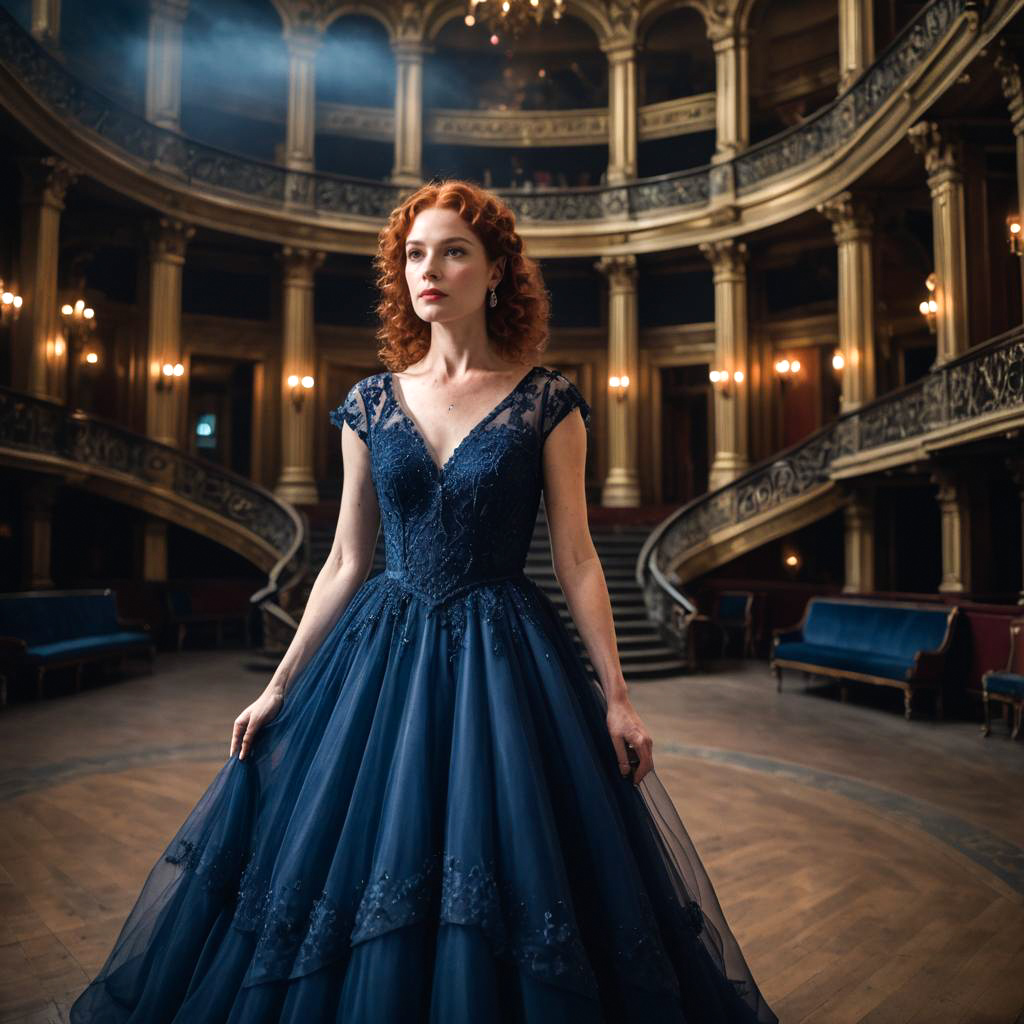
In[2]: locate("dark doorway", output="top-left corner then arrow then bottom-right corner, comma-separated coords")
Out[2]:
187,356 -> 254,477
660,364 -> 710,504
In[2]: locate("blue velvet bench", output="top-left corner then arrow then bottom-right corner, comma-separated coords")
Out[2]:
0,589 -> 155,705
771,598 -> 958,720
981,618 -> 1024,741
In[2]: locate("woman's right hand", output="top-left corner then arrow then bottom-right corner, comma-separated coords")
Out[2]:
230,688 -> 284,761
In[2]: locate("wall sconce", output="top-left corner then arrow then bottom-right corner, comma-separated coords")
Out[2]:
831,349 -> 845,371
60,298 -> 96,344
1008,213 -> 1022,256
288,373 -> 314,410
918,272 -> 937,334
773,357 -> 801,378
709,368 -> 744,397
83,350 -> 100,366
155,361 -> 185,392
0,279 -> 23,324
782,547 -> 802,576
608,373 -> 630,402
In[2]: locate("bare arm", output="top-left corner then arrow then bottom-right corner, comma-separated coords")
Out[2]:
266,421 -> 380,699
231,419 -> 379,759
542,409 -> 653,785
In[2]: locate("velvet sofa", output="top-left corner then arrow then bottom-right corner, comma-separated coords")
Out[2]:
771,597 -> 958,720
0,589 -> 154,704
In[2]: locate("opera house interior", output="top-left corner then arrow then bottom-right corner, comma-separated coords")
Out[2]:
0,0 -> 1023,1019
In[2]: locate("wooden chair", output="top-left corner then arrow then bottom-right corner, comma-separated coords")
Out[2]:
981,618 -> 1024,741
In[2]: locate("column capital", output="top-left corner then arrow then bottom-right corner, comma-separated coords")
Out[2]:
594,254 -> 637,286
146,216 -> 195,263
19,156 -> 79,210
706,16 -> 745,49
394,2 -> 427,45
699,237 -> 748,276
599,0 -> 639,51
284,23 -> 324,58
994,40 -> 1024,136
278,246 -> 326,284
907,120 -> 964,181
930,465 -> 963,504
148,0 -> 190,22
817,189 -> 874,243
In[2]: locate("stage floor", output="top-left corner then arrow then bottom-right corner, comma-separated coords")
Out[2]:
1,651 -> 1022,1024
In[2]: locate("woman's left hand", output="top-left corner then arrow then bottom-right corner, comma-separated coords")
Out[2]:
606,697 -> 654,786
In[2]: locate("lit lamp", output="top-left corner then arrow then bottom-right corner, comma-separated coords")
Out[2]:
918,273 -> 938,334
782,548 -> 802,576
288,373 -> 315,410
708,367 -> 744,398
609,372 -> 630,402
155,361 -> 185,392
1008,213 -> 1023,256
773,357 -> 801,378
0,279 -> 23,325
832,350 -> 845,371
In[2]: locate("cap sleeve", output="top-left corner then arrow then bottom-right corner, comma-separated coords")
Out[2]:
541,372 -> 592,440
329,382 -> 369,447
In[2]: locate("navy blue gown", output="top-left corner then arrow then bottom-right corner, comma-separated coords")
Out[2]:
70,365 -> 777,1023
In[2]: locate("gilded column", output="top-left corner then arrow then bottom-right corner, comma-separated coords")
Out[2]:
275,246 -> 325,505
31,0 -> 60,48
994,41 -> 1024,302
390,7 -> 426,188
708,20 -> 749,162
145,216 -> 194,448
14,156 -> 78,401
932,469 -> 971,594
908,121 -> 969,365
603,41 -> 638,185
838,0 -> 873,92
818,190 -> 876,411
699,239 -> 750,489
842,491 -> 875,594
595,255 -> 640,507
146,0 -> 189,131
284,26 -> 323,173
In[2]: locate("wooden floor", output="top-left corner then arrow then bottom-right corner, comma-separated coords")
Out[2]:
1,651 -> 1023,1023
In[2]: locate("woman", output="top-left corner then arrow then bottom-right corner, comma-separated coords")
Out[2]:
71,180 -> 777,1023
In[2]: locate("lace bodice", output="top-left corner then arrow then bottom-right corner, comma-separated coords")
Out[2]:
329,365 -> 592,607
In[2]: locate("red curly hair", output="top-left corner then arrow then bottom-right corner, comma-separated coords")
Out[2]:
374,179 -> 550,372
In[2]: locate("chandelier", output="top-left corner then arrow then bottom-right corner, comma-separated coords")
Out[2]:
464,0 -> 565,41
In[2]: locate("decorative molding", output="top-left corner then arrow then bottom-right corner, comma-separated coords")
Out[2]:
313,93 -> 716,147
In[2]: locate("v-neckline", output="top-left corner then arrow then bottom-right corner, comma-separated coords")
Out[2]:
386,365 -> 540,478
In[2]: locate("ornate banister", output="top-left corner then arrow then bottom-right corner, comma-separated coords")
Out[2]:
0,387 -> 309,651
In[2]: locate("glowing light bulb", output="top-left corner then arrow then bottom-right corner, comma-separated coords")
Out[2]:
162,363 -> 174,377
173,363 -> 184,376
85,351 -> 98,364
287,374 -> 299,388
61,304 -> 73,316
790,359 -> 801,373
732,370 -> 744,384
464,13 -> 475,25
83,307 -> 94,319
301,375 -> 314,389
832,351 -> 845,371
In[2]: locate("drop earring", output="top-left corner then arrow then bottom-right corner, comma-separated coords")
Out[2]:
488,287 -> 497,309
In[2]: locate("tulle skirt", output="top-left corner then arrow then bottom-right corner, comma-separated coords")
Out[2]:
70,571 -> 777,1023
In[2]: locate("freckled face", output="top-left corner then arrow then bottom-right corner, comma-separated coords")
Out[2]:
404,207 -> 499,325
